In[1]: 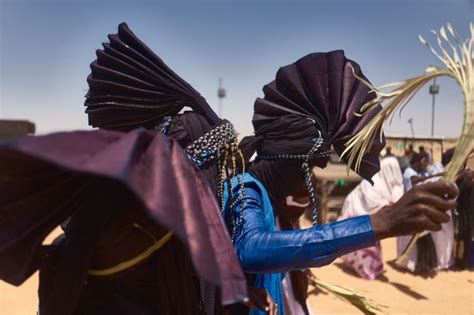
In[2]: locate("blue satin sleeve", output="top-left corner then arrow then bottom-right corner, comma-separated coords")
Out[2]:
233,184 -> 376,274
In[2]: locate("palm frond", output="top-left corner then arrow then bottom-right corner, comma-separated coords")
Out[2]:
309,276 -> 386,314
341,23 -> 473,180
341,23 -> 474,264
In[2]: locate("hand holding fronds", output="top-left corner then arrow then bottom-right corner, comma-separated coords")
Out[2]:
341,23 -> 473,263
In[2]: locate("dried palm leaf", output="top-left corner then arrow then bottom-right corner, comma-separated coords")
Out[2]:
308,275 -> 386,314
340,23 -> 474,263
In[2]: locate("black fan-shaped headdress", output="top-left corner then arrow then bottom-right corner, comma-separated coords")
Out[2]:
85,22 -> 245,239
241,50 -> 385,224
85,22 -> 219,131
245,50 -> 385,180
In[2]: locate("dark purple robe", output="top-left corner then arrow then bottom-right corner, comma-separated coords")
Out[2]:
0,128 -> 247,314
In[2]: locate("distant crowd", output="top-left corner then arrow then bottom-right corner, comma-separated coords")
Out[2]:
339,144 -> 473,279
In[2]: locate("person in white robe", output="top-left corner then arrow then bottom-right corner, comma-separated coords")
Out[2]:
338,156 -> 404,279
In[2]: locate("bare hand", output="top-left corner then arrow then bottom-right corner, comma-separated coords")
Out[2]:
244,287 -> 278,315
370,180 -> 458,240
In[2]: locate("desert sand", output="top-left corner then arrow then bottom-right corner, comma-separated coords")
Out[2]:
1,235 -> 472,315
307,238 -> 473,314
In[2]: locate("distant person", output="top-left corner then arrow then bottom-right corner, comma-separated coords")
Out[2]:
453,150 -> 474,268
397,155 -> 410,173
419,145 -> 433,164
430,147 -> 454,175
403,151 -> 443,191
384,146 -> 394,157
397,152 -> 454,274
405,144 -> 415,163
403,152 -> 430,192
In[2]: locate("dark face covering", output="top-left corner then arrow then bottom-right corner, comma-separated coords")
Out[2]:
167,111 -> 221,195
241,115 -> 330,207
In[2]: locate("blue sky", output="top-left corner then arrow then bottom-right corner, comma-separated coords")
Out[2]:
0,0 -> 472,137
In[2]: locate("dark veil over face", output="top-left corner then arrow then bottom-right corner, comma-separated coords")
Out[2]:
167,111 -> 221,195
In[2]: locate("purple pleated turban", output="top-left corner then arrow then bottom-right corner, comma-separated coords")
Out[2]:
241,50 -> 385,181
85,22 -> 219,131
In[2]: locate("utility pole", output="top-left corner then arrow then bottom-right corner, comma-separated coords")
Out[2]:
429,78 -> 439,157
429,78 -> 439,137
408,117 -> 415,138
217,77 -> 226,117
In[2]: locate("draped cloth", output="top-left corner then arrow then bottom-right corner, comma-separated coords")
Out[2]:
0,129 -> 247,305
339,157 -> 404,279
83,22 -> 238,314
339,157 -> 403,220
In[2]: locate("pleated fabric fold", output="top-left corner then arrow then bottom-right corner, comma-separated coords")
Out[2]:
251,50 -> 385,181
85,22 -> 219,130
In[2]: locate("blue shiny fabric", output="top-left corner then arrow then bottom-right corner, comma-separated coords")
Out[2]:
223,173 -> 376,315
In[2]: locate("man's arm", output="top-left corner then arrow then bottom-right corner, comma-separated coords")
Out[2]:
370,180 -> 457,240
232,180 -> 457,274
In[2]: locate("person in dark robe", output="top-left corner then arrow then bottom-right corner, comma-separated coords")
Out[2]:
217,51 -> 458,315
453,150 -> 474,269
82,23 -> 278,314
0,22 -> 265,315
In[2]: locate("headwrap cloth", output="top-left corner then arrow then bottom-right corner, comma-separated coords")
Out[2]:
85,22 -> 219,130
241,50 -> 385,182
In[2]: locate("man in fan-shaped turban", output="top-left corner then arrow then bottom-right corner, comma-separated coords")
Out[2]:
0,23 -> 279,315
217,51 -> 458,315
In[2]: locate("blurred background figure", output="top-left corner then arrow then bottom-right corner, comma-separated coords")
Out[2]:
384,146 -> 394,158
418,145 -> 433,165
403,152 -> 430,192
430,147 -> 453,175
453,150 -> 474,269
405,144 -> 415,163
337,157 -> 403,280
397,151 -> 454,274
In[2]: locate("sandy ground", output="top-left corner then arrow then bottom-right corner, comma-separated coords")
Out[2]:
0,235 -> 472,315
307,238 -> 474,315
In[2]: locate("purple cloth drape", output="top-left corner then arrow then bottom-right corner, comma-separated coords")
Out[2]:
0,128 -> 246,305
